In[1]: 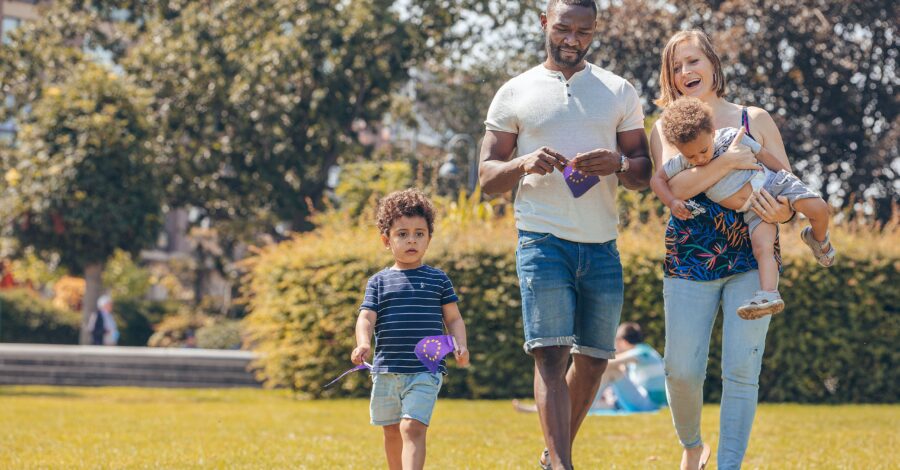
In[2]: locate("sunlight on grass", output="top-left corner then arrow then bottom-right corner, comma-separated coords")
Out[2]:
0,387 -> 896,469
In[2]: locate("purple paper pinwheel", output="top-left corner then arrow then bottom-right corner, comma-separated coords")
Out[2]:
323,362 -> 372,388
563,164 -> 599,198
415,335 -> 457,373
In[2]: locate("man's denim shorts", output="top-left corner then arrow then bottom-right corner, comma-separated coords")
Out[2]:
370,372 -> 443,426
515,230 -> 624,359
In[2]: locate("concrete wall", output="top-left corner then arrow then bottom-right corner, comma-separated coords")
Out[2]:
0,343 -> 261,388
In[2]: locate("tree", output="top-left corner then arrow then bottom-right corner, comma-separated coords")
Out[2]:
2,62 -> 161,343
123,0 -> 493,235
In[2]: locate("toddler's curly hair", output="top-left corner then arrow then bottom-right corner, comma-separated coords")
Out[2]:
376,188 -> 435,235
661,97 -> 715,145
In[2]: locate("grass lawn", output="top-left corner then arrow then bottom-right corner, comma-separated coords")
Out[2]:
0,386 -> 896,469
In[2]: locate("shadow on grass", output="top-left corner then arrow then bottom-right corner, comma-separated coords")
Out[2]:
0,387 -> 84,399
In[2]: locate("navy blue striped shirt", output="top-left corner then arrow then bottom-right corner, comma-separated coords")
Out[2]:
360,265 -> 459,374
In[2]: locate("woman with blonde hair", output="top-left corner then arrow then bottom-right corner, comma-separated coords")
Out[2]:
649,30 -> 795,469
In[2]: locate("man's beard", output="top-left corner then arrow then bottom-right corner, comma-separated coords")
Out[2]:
547,37 -> 589,68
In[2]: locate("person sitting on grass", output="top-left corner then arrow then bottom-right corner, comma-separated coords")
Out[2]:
650,97 -> 836,320
514,322 -> 665,414
351,188 -> 470,470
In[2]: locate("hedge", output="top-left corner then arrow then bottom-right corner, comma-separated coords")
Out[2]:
115,299 -> 174,346
0,289 -> 81,344
242,222 -> 899,403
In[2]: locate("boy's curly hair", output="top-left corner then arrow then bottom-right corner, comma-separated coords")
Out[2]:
661,97 -> 715,145
376,188 -> 436,236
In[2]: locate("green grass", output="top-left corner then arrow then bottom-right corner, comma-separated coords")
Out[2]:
0,386 -> 896,469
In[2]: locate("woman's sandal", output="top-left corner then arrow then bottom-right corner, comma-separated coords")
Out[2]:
698,443 -> 711,470
801,227 -> 836,267
539,448 -> 574,470
737,290 -> 785,320
539,448 -> 551,470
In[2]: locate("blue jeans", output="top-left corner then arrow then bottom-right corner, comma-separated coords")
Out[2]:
663,270 -> 771,469
516,230 -> 623,359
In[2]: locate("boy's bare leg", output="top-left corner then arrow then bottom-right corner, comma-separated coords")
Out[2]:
567,354 -> 608,442
534,346 -> 573,470
793,197 -> 831,244
751,222 -> 779,291
383,424 -> 402,470
399,418 -> 427,470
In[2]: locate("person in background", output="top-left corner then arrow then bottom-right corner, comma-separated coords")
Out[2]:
87,295 -> 119,346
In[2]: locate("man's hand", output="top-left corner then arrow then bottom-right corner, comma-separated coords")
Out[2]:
454,345 -> 470,368
571,148 -> 620,176
668,199 -> 693,220
518,146 -> 568,175
351,344 -> 371,365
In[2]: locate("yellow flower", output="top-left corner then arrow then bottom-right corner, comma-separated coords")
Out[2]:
5,168 -> 21,187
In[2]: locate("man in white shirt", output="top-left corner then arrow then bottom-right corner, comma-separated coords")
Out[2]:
479,1 -> 651,468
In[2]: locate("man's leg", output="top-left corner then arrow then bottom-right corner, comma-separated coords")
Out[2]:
516,231 -> 578,470
569,239 -> 623,443
567,355 -> 608,440
534,346 -> 574,470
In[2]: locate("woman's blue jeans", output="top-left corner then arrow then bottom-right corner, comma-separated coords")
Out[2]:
663,270 -> 771,470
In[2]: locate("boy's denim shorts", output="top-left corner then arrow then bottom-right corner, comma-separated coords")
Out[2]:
370,372 -> 443,426
515,230 -> 624,360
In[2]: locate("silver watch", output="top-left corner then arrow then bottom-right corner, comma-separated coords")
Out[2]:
616,155 -> 630,173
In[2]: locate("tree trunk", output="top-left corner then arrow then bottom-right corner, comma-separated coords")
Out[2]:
80,263 -> 104,345
165,207 -> 191,254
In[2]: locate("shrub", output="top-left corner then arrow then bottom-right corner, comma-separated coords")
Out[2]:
114,299 -> 175,347
0,289 -> 80,344
147,312 -> 210,348
242,213 -> 899,402
334,161 -> 413,219
52,276 -> 84,312
196,320 -> 243,350
102,249 -> 152,301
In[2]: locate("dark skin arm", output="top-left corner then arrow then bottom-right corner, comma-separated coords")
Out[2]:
478,130 -> 568,195
570,128 -> 652,190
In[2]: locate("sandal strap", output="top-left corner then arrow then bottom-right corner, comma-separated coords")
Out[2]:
748,290 -> 781,305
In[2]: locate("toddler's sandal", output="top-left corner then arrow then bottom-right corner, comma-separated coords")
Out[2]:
737,290 -> 785,320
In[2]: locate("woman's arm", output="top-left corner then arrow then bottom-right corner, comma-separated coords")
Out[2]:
747,107 -> 795,223
748,107 -> 791,171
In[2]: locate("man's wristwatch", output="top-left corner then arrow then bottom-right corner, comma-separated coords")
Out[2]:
616,155 -> 630,173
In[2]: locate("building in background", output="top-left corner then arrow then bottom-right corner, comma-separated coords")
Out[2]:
0,0 -> 41,44
1,1 -> 42,142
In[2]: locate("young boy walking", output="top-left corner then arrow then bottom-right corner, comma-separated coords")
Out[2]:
351,188 -> 469,470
